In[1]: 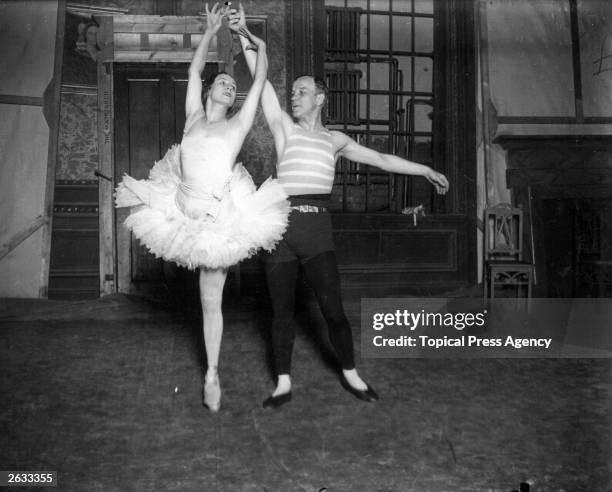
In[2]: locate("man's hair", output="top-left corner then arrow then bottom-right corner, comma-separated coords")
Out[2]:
313,76 -> 329,100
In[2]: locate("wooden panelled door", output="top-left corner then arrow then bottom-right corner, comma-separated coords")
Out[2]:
113,63 -> 217,296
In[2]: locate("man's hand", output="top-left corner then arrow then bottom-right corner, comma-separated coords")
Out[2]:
228,4 -> 264,51
205,2 -> 224,35
425,169 -> 449,195
228,3 -> 246,33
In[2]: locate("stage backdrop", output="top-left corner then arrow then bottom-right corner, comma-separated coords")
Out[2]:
0,1 -> 59,297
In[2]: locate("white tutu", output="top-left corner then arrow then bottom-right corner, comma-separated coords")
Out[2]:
115,145 -> 290,270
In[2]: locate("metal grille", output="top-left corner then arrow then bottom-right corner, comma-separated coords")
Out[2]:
325,0 -> 435,213
326,8 -> 361,60
326,69 -> 361,123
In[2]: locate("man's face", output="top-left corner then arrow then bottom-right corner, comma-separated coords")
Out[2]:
291,76 -> 321,119
209,74 -> 237,107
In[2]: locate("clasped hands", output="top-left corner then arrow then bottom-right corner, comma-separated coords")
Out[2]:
203,2 -> 263,48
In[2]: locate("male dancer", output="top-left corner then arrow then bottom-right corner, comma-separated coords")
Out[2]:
230,6 -> 449,408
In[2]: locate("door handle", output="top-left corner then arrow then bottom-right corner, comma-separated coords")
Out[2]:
401,204 -> 425,226
94,169 -> 113,182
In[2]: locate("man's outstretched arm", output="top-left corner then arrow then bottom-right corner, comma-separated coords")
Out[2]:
332,131 -> 449,194
232,27 -> 268,140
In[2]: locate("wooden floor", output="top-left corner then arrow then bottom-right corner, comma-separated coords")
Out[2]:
1,294 -> 611,491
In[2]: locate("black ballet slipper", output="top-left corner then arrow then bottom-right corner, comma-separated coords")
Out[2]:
262,391 -> 292,409
340,376 -> 379,402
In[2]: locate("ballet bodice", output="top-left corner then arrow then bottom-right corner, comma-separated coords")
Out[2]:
180,118 -> 234,193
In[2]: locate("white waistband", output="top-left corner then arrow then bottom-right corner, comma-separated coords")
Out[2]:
178,179 -> 231,201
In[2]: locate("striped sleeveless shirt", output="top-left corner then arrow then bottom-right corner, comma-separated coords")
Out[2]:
277,124 -> 336,196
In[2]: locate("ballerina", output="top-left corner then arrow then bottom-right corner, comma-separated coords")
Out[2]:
115,2 -> 289,412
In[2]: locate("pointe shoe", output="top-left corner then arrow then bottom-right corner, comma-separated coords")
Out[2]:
340,376 -> 379,402
203,375 -> 221,412
262,391 -> 292,409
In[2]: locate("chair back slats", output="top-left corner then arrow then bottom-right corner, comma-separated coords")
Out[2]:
484,203 -> 523,262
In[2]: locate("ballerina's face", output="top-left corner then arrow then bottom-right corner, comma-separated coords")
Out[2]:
208,74 -> 237,107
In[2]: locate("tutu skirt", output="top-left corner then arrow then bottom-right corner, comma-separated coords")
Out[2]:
115,145 -> 290,270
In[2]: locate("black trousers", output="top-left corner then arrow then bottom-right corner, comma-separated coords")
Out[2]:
264,250 -> 356,375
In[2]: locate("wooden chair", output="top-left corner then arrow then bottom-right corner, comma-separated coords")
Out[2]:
483,203 -> 534,299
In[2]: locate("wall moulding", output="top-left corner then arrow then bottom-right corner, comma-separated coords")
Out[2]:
495,124 -> 612,141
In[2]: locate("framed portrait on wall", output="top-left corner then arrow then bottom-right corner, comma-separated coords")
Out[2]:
61,9 -> 101,87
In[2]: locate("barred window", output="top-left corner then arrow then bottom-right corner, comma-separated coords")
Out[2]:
325,0 -> 435,213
